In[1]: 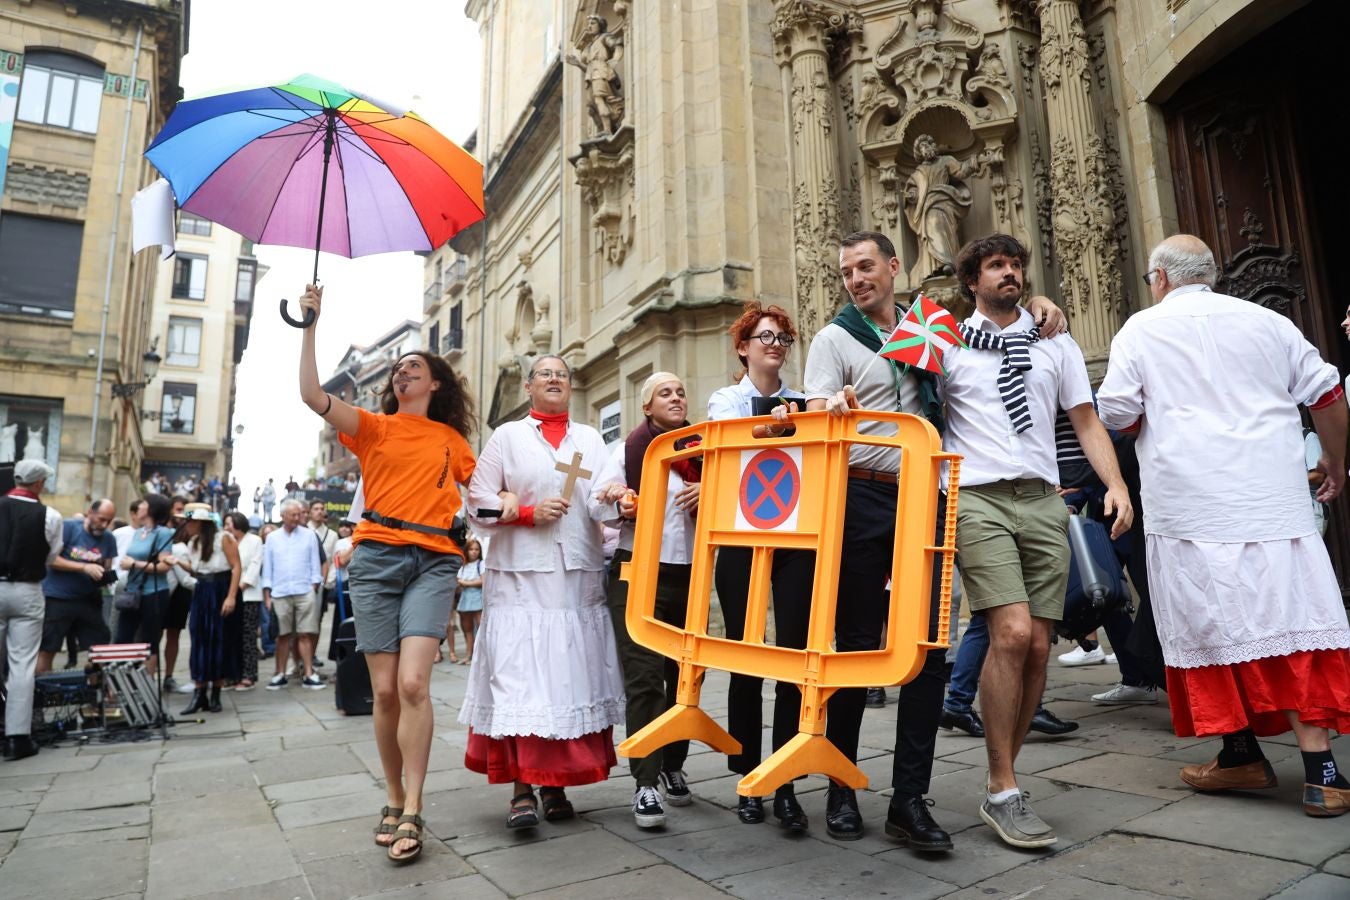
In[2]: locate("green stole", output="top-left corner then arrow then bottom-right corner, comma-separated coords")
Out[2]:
830,302 -> 946,435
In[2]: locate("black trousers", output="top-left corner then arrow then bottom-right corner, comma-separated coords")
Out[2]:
715,546 -> 815,776
823,479 -> 948,797
606,549 -> 691,786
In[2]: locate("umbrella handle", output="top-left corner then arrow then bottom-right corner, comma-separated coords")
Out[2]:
279,298 -> 316,329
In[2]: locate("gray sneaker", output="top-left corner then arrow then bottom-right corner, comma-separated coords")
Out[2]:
980,792 -> 1057,848
1092,683 -> 1157,704
161,676 -> 179,694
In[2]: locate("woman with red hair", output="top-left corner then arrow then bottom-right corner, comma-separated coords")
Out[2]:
706,301 -> 814,832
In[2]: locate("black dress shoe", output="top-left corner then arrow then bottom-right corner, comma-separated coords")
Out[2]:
3,735 -> 39,762
939,707 -> 985,737
1029,707 -> 1079,735
885,794 -> 953,852
865,687 -> 887,709
773,791 -> 809,832
737,795 -> 765,824
825,784 -> 863,841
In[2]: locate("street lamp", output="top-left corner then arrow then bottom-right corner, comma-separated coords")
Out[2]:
142,392 -> 185,432
111,339 -> 163,398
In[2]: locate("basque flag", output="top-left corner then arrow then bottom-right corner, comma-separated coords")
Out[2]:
878,294 -> 968,376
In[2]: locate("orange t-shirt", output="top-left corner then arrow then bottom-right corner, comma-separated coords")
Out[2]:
339,408 -> 477,557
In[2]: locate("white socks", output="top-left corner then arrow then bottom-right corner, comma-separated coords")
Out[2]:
988,786 -> 1020,804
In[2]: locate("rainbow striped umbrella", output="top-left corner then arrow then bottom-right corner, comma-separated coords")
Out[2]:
145,74 -> 484,327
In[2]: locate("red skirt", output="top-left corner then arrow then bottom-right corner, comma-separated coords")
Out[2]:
1166,649 -> 1350,738
465,728 -> 617,786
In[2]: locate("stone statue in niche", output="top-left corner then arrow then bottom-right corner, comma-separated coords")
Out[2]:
22,425 -> 45,462
566,15 -> 625,137
903,134 -> 985,285
0,423 -> 17,463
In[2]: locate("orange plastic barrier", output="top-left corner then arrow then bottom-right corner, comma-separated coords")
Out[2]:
618,410 -> 960,796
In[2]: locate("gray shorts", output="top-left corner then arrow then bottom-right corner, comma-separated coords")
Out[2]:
345,541 -> 461,653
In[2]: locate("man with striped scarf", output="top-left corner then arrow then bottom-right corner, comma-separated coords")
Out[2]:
941,233 -> 1132,849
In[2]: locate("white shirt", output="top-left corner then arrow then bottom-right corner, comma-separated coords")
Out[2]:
467,416 -> 612,573
594,440 -> 695,564
237,532 -> 263,602
803,317 -> 921,473
309,522 -> 339,587
1097,284 -> 1339,541
706,374 -> 806,421
112,523 -> 137,589
941,307 -> 1093,488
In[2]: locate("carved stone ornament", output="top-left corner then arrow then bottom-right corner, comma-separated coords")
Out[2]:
566,3 -> 628,138
772,0 -> 854,63
571,126 -> 636,266
874,0 -> 983,107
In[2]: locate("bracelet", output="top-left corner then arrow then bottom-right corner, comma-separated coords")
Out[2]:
319,393 -> 333,416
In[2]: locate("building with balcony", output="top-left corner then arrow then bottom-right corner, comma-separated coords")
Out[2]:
138,217 -> 261,493
0,0 -> 187,511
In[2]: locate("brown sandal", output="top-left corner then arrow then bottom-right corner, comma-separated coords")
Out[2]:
387,813 -> 424,863
539,787 -> 575,822
373,805 -> 403,846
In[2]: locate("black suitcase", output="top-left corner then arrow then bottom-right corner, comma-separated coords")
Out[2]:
334,616 -> 373,716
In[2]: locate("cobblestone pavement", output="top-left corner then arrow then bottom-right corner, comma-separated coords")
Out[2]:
2,640 -> 1349,899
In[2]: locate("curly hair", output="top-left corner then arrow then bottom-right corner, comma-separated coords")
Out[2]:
379,351 -> 478,438
955,233 -> 1030,302
727,300 -> 798,374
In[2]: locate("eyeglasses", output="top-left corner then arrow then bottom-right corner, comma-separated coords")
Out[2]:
753,330 -> 795,349
531,368 -> 571,381
1142,269 -> 1159,286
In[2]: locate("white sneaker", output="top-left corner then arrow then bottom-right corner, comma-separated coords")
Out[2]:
1058,645 -> 1107,666
1104,653 -> 1118,665
1092,683 -> 1157,704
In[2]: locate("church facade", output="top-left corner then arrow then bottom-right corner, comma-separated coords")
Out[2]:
428,0 -> 1346,575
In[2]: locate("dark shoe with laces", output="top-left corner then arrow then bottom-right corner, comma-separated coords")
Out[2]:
773,791 -> 809,832
885,794 -> 953,851
661,768 -> 692,807
825,784 -> 863,841
1028,707 -> 1079,736
939,706 -> 985,737
737,795 -> 765,824
865,687 -> 887,709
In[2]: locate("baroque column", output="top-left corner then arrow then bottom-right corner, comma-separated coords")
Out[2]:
1036,0 -> 1124,370
773,1 -> 852,339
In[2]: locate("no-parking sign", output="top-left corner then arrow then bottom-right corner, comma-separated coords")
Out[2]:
735,447 -> 802,531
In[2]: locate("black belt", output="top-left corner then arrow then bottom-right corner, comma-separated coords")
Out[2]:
363,509 -> 466,545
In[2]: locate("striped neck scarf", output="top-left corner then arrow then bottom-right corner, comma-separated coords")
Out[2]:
957,322 -> 1041,433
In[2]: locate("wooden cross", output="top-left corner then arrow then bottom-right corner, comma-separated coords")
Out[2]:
555,451 -> 592,499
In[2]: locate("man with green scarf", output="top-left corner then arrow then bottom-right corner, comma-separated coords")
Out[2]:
799,230 -> 1064,849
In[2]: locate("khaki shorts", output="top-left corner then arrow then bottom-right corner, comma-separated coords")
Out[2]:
956,479 -> 1070,620
271,590 -> 319,636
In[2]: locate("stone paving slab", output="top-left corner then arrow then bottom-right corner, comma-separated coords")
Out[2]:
5,639 -> 1350,899
520,863 -> 724,899
942,862 -> 1173,899
369,874 -> 508,900
469,829 -> 660,896
35,778 -> 151,812
1042,833 -> 1311,899
153,755 -> 258,801
147,823 -> 299,900
0,832 -> 148,900
272,785 -> 390,830
21,802 -> 150,838
151,787 -> 273,838
936,738 -> 1101,774
1269,873 -> 1350,898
